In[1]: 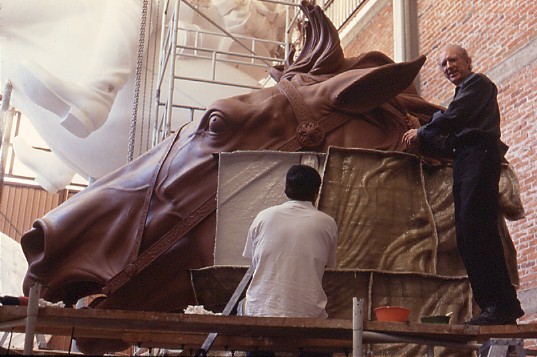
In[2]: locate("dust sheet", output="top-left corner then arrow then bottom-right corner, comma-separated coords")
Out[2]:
214,151 -> 325,265
319,147 -> 466,275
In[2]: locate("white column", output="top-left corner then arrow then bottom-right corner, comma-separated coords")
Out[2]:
393,0 -> 419,62
393,0 -> 420,92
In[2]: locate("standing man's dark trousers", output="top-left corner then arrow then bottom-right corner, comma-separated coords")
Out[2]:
452,141 -> 521,313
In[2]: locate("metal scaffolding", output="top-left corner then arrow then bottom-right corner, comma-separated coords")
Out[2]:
152,0 -> 304,146
3,287 -> 537,356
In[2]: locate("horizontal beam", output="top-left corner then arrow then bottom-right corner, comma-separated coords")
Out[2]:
1,306 -> 537,353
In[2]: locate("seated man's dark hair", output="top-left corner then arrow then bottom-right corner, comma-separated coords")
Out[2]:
284,164 -> 322,201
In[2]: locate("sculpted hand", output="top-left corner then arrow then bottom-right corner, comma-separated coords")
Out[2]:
402,129 -> 419,149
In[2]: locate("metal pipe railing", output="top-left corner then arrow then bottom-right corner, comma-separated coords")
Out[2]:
152,0 -> 303,145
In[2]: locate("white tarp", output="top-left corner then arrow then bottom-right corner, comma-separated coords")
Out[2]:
214,151 -> 325,265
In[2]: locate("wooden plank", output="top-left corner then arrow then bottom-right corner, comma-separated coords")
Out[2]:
0,308 -> 352,340
1,306 -> 537,353
120,332 -> 352,353
365,321 -> 537,341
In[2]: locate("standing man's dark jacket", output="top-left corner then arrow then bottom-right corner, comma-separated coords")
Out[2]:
418,73 -> 506,158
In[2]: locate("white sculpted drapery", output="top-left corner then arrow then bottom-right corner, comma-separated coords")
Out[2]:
1,0 -> 286,192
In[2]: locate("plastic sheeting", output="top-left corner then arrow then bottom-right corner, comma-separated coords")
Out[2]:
212,147 -> 520,283
214,151 -> 325,265
320,147 -> 445,274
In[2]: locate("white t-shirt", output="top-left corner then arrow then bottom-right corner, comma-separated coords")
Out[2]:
242,200 -> 338,318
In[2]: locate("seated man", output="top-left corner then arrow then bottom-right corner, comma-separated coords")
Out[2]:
241,164 -> 338,356
242,164 -> 338,317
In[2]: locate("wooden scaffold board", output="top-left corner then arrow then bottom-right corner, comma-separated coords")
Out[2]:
2,305 -> 537,354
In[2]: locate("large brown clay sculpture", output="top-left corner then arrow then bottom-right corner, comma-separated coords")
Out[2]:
20,2 -> 462,354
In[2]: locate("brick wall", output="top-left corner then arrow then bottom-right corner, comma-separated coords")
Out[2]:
342,1 -> 394,58
342,0 -> 537,326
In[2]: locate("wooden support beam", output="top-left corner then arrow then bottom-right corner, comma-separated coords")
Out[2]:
1,306 -> 537,354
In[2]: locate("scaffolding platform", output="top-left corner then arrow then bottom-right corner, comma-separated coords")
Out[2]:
1,305 -> 537,355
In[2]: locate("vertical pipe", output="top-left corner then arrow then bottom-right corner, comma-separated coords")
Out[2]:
0,82 -> 14,205
211,51 -> 217,81
285,4 -> 290,61
166,0 -> 180,139
393,0 -> 420,92
0,109 -> 16,170
1,82 -> 14,161
1,81 -> 12,112
23,283 -> 41,355
353,297 -> 364,357
153,0 -> 172,147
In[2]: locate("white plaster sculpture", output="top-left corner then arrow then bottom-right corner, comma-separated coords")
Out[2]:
1,0 -> 149,191
0,232 -> 27,296
16,0 -> 142,139
0,233 -> 30,351
1,0 -> 286,192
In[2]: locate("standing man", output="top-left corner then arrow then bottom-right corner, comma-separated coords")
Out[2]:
402,45 -> 523,325
242,164 -> 338,319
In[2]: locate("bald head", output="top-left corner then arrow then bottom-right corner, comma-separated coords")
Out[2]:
440,45 -> 472,68
438,45 -> 473,85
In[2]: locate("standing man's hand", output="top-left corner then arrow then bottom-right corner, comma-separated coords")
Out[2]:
402,129 -> 419,149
